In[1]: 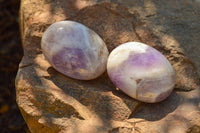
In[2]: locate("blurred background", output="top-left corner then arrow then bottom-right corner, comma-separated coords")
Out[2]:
0,0 -> 29,132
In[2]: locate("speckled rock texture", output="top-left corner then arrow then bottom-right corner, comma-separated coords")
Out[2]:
16,0 -> 200,133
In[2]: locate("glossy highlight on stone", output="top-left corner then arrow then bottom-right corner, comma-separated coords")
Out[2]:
41,21 -> 109,80
107,42 -> 175,103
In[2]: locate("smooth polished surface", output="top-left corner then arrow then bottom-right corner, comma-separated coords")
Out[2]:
41,21 -> 109,80
107,42 -> 175,103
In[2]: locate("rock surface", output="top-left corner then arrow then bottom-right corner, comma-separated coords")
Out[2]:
16,0 -> 200,133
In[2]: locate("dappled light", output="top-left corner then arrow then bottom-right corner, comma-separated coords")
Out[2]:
13,0 -> 200,132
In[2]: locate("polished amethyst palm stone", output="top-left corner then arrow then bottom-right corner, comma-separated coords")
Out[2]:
41,21 -> 109,80
107,42 -> 175,103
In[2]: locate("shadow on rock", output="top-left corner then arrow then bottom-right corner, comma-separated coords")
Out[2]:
129,92 -> 181,121
46,66 -> 181,122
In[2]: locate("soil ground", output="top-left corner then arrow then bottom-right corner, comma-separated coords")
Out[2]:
0,0 -> 29,132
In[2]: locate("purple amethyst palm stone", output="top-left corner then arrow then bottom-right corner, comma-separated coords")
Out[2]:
107,42 -> 175,103
41,21 -> 109,80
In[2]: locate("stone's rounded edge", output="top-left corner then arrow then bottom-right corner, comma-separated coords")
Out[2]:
107,42 -> 175,103
41,20 -> 109,80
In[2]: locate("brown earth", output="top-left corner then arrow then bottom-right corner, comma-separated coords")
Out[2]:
0,0 -> 29,132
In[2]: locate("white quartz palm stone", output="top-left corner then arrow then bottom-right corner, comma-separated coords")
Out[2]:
107,42 -> 175,103
41,21 -> 109,80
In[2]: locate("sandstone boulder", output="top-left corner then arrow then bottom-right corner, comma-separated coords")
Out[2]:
16,0 -> 200,132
